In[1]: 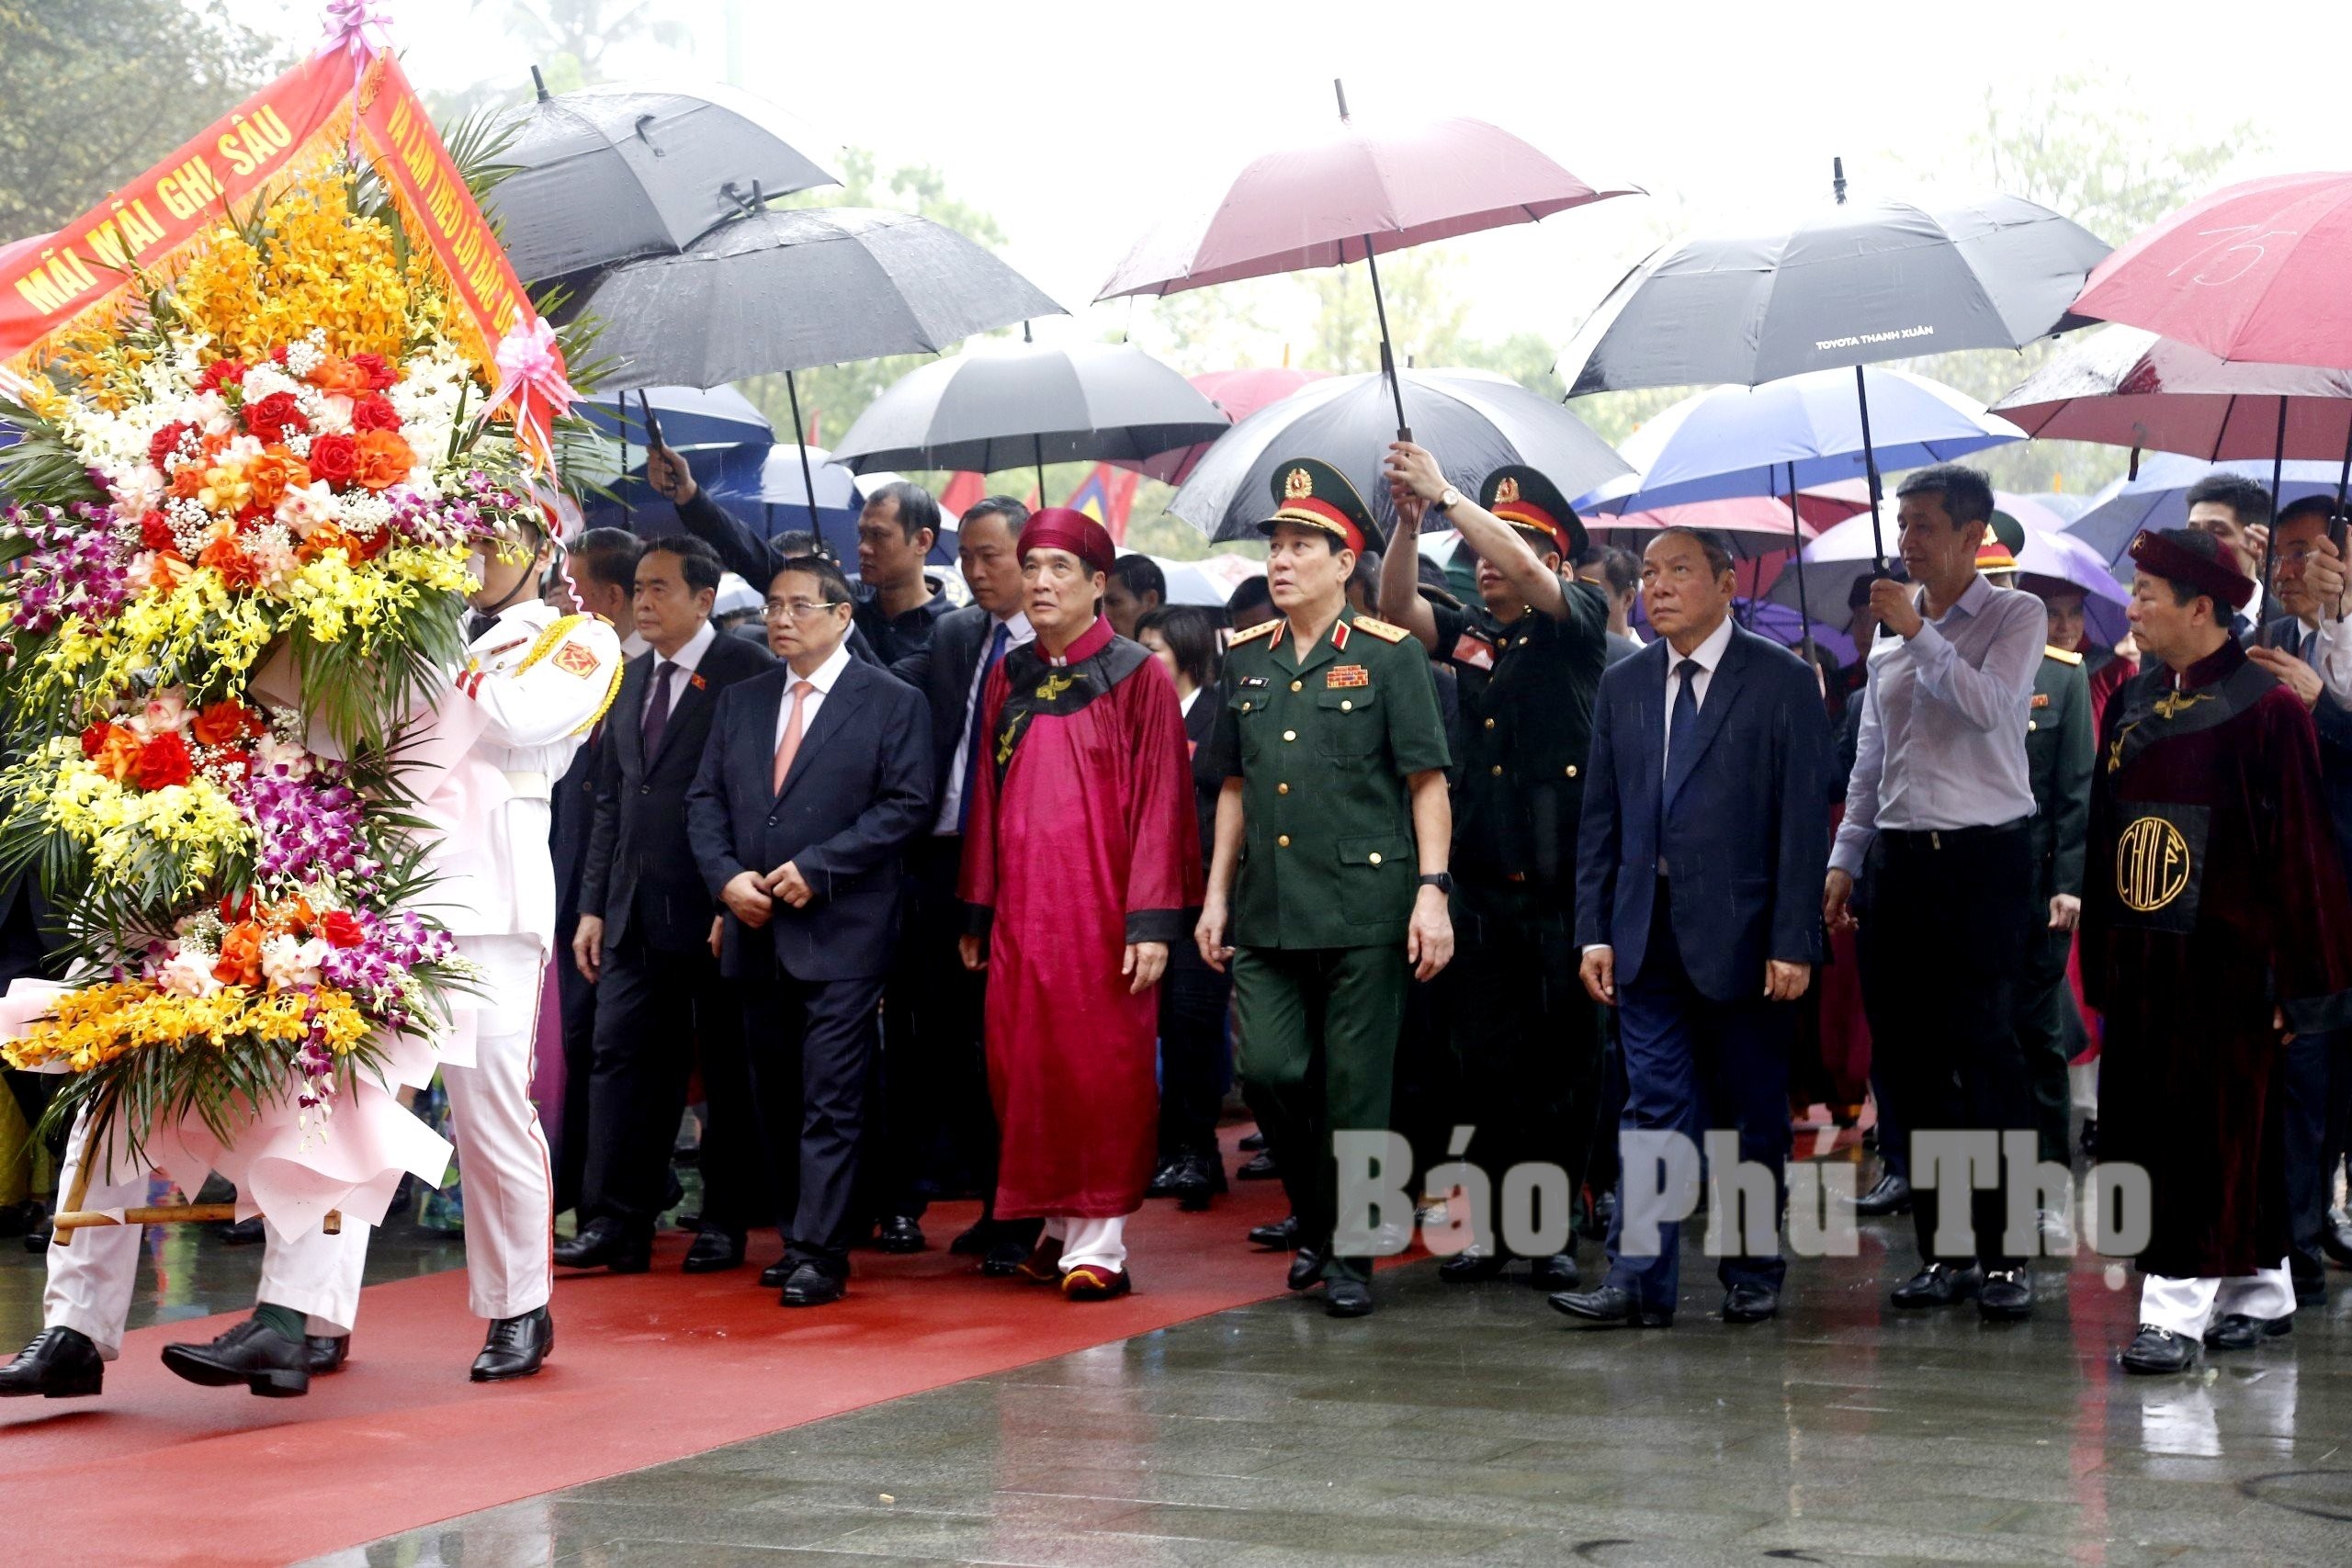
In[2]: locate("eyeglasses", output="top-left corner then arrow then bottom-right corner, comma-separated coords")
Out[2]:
763,598 -> 845,621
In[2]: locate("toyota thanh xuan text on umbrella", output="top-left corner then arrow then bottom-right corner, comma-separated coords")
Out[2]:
1098,82 -> 1635,440
1561,160 -> 2110,566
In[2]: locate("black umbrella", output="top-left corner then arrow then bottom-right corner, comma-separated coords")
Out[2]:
830,337 -> 1230,497
1168,367 -> 1629,544
574,207 -> 1065,529
1562,164 -> 2110,563
489,74 -> 842,281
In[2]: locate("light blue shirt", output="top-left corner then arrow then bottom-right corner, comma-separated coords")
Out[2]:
1830,574 -> 2046,875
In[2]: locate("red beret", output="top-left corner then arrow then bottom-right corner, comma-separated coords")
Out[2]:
2128,528 -> 2256,612
1020,507 -> 1116,578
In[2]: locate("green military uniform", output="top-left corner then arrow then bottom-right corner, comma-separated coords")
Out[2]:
1428,467 -> 1611,1277
1202,460 -> 1452,1290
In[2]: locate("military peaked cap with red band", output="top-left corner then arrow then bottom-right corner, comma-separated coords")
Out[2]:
1478,465 -> 1587,559
2129,526 -> 2256,611
1260,457 -> 1385,555
1020,506 -> 1118,578
1976,509 -> 2026,572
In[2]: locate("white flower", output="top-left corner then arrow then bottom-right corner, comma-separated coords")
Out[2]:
285,432 -> 314,458
401,464 -> 442,499
241,365 -> 300,404
157,949 -> 223,998
134,687 -> 189,738
277,480 -> 340,536
260,934 -> 331,990
252,733 -> 311,779
311,394 -> 354,435
109,465 -> 165,517
193,389 -> 236,437
339,490 -> 393,538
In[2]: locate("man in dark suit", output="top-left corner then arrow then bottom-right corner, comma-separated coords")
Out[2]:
551,529 -> 644,1220
557,536 -> 775,1275
1557,526 -> 1829,1327
881,497 -> 1043,1267
688,553 -> 933,1306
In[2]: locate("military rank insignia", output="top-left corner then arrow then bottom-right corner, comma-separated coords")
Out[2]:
1451,632 -> 1496,671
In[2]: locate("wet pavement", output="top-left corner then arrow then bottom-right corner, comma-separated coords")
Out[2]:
261,1217 -> 2352,1568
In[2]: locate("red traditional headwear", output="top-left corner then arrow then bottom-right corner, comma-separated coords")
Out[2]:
1021,507 -> 1117,578
2128,527 -> 2256,611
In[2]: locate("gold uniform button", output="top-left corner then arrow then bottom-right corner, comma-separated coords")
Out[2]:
2027,719 -> 2039,731
1566,764 -> 1578,779
1490,764 -> 1503,776
1340,699 -> 1352,712
1277,782 -> 1290,795
1484,716 -> 1497,729
1368,852 -> 1383,865
1283,728 -> 1296,742
1290,680 -> 1303,693
1277,834 -> 1291,848
1241,701 -> 1253,711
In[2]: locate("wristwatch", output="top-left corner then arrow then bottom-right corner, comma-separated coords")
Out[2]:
1436,486 -> 1463,514
1417,872 -> 1454,895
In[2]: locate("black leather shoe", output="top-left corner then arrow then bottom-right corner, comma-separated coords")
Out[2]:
1238,1130 -> 1268,1152
875,1215 -> 925,1254
1979,1268 -> 2034,1322
2204,1312 -> 2293,1351
1249,1214 -> 1300,1250
471,1308 -> 552,1382
779,1263 -> 846,1307
305,1335 -> 349,1376
1145,1158 -> 1188,1199
2291,1264 -> 2325,1303
1325,1279 -> 1374,1317
1529,1254 -> 1581,1292
758,1258 -> 794,1288
1849,1171 -> 1913,1216
980,1238 -> 1031,1277
2323,1207 -> 2352,1269
681,1230 -> 744,1274
2121,1324 -> 2199,1375
1548,1284 -> 1672,1327
24,1211 -> 51,1251
950,1220 -> 993,1255
1170,1152 -> 1216,1213
1236,1150 -> 1280,1180
1437,1249 -> 1508,1283
0,1326 -> 102,1398
1891,1261 -> 1981,1307
1286,1247 -> 1326,1292
552,1217 -> 650,1273
161,1318 -> 308,1397
1590,1190 -> 1619,1235
1723,1283 -> 1779,1323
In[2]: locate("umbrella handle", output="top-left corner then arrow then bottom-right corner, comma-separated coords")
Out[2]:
1360,234 -> 1411,442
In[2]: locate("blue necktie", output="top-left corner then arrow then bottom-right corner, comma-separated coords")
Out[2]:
1661,658 -> 1702,829
958,622 -> 1012,831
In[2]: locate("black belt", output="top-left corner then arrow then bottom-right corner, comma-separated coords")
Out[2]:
1877,817 -> 2030,852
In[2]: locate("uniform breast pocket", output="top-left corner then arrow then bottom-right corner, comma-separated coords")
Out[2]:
1317,687 -> 1377,759
1339,833 -> 1411,920
1229,694 -> 1265,761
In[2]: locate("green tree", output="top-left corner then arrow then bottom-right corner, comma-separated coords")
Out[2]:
469,0 -> 687,86
0,1 -> 286,238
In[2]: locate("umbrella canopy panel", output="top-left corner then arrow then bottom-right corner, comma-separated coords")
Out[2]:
1168,367 -> 1629,544
1563,196 -> 2111,394
490,82 -> 842,281
1124,367 -> 1333,485
575,208 -> 1066,389
2066,452 -> 2352,565
829,342 -> 1229,473
1991,324 -> 2352,460
580,384 -> 775,449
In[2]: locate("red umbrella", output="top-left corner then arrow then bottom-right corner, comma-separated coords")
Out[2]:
1995,324 -> 2352,460
2071,173 -> 2352,372
1098,82 -> 1635,436
1114,366 -> 1330,485
1589,491 -> 1860,559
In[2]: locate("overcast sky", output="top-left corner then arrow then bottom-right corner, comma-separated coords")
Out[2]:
226,0 -> 2347,362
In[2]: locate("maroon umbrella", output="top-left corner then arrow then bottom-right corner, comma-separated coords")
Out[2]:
1114,366 -> 1330,485
1098,82 -> 1635,436
1994,324 -> 2352,462
2071,173 -> 2352,372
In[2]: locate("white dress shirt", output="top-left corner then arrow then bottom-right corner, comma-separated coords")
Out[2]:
643,618 -> 716,726
619,628 -> 650,660
1829,574 -> 2046,876
2310,611 -> 2352,705
932,611 -> 1035,834
775,640 -> 854,757
1179,685 -> 1201,718
1660,615 -> 1735,779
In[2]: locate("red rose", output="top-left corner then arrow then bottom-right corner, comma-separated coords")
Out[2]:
307,432 -> 358,488
243,390 -> 307,446
321,910 -> 366,948
80,720 -> 119,759
198,360 -> 247,393
139,514 -> 175,553
134,731 -> 194,791
348,352 -> 396,391
192,699 -> 259,747
350,393 -> 402,433
148,422 -> 193,470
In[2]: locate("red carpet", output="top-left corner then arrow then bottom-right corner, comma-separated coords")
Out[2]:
0,1151 -> 1334,1568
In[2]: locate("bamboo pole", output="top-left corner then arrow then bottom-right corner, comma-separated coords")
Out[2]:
52,1205 -> 343,1234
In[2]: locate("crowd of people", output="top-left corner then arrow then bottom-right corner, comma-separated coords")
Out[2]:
6,441 -> 2351,1400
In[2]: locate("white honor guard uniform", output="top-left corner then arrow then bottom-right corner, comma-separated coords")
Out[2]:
431,600 -> 622,1322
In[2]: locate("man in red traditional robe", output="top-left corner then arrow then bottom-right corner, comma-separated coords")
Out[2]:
958,509 -> 1203,1301
2085,528 -> 2352,1375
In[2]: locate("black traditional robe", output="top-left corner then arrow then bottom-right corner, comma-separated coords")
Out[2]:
2081,639 -> 2352,1278
959,615 -> 1202,1219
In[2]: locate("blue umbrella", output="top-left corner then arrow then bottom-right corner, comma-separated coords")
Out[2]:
2067,452 -> 2352,566
581,443 -> 960,568
580,385 -> 775,449
1579,367 -> 2024,513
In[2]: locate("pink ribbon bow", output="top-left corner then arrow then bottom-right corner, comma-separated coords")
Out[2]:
481,316 -> 582,475
317,0 -> 394,67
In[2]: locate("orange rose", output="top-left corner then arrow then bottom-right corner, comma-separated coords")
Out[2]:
296,522 -> 358,561
168,464 -> 207,501
352,427 -> 413,491
198,535 -> 264,589
308,355 -> 373,397
192,699 -> 259,748
213,921 -> 265,988
81,722 -> 141,783
244,448 -> 311,510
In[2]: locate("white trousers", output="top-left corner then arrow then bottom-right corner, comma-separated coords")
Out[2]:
2140,1260 -> 2296,1337
435,932 -> 558,1321
1044,1214 -> 1128,1274
42,1111 -> 366,1359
